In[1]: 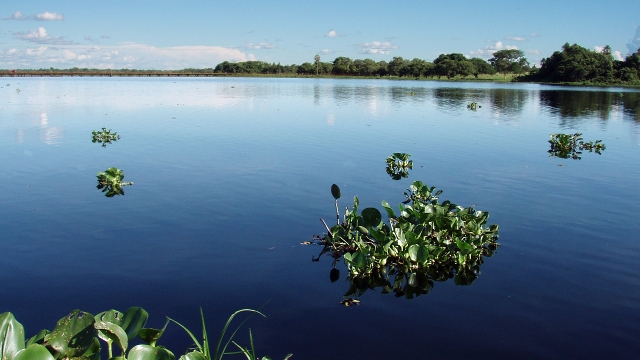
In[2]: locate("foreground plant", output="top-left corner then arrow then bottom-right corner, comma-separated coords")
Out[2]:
309,182 -> 499,300
92,128 -> 120,147
548,133 -> 606,159
385,153 -> 413,180
0,307 -> 285,360
97,167 -> 134,197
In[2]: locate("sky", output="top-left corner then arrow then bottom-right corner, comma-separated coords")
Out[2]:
1,0 -> 639,70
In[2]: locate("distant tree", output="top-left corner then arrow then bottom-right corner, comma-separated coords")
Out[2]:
332,57 -> 353,75
315,54 -> 320,76
387,56 -> 411,77
488,49 -> 529,78
408,58 -> 431,78
433,53 -> 475,79
298,62 -> 315,75
470,57 -> 496,78
534,43 -> 614,83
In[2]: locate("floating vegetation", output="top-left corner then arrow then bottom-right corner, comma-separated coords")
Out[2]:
467,102 -> 480,110
0,307 -> 284,360
405,91 -> 416,96
15,88 -> 20,93
385,153 -> 413,180
91,127 -> 120,147
308,182 -> 499,301
97,167 -> 133,197
548,133 -> 606,160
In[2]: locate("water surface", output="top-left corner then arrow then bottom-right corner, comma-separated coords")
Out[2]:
1,78 -> 639,359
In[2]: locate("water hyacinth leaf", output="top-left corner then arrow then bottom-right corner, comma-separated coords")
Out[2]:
45,310 -> 97,359
331,184 -> 341,200
180,351 -> 207,360
96,309 -> 125,326
0,312 -> 25,360
361,208 -> 381,227
381,200 -> 396,218
13,344 -> 55,360
26,329 -> 50,347
138,320 -> 168,347
121,307 -> 149,341
128,344 -> 174,360
357,226 -> 369,235
95,321 -> 128,354
82,337 -> 101,360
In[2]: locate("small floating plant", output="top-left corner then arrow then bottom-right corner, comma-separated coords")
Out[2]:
97,167 -> 133,197
548,133 -> 606,160
385,153 -> 413,180
467,102 -> 480,110
91,127 -> 120,147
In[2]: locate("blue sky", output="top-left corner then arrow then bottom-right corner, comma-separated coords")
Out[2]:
1,0 -> 639,69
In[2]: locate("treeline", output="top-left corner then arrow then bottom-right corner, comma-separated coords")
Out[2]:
521,43 -> 640,85
214,50 -> 529,79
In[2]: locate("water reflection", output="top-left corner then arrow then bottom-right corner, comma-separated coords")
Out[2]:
540,90 -> 640,123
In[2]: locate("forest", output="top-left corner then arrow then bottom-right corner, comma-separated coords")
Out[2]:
3,43 -> 640,85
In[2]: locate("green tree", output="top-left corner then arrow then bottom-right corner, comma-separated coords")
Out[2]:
488,49 -> 529,78
332,57 -> 353,75
470,57 -> 496,78
314,54 -> 321,76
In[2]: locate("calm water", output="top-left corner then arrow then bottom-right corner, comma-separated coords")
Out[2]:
1,78 -> 639,359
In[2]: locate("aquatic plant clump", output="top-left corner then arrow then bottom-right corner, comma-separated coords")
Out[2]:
385,153 -> 413,180
467,102 -> 481,110
92,127 -> 120,147
310,182 -> 499,300
97,167 -> 133,197
0,307 -> 286,360
548,133 -> 606,159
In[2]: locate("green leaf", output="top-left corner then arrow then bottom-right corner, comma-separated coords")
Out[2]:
45,310 -> 96,359
381,200 -> 396,218
13,344 -> 55,360
121,307 -> 148,341
408,244 -> 420,262
331,184 -> 341,200
0,312 -> 25,360
128,344 -> 174,360
138,326 -> 166,347
345,251 -> 367,269
95,321 -> 128,354
361,208 -> 382,227
180,351 -> 207,360
96,309 -> 125,326
26,329 -> 50,347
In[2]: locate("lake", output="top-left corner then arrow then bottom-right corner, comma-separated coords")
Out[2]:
1,77 -> 639,359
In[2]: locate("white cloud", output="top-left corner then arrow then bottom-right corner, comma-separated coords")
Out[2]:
101,35 -> 110,39
530,33 -> 539,37
506,36 -> 526,41
3,11 -> 64,21
320,49 -> 334,55
594,45 -> 604,52
13,27 -> 74,45
526,49 -> 541,55
626,27 -> 640,54
4,11 -> 24,20
244,42 -> 275,50
469,41 -> 519,58
325,30 -> 338,37
613,51 -> 623,61
36,12 -> 64,21
1,43 -> 252,69
357,41 -> 397,54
